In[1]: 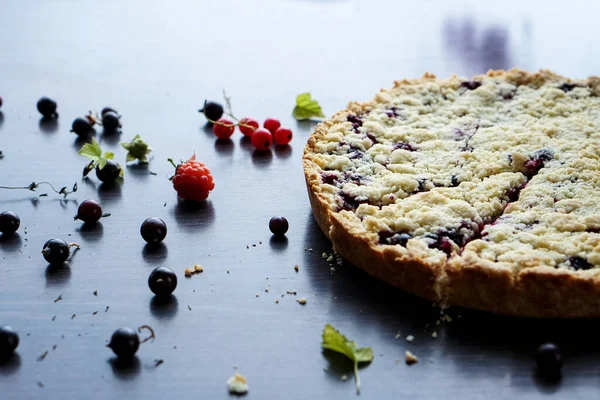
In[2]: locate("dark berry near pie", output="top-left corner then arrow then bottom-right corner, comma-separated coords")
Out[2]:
148,266 -> 178,297
107,327 -> 140,359
269,216 -> 289,236
41,239 -> 71,266
321,172 -> 339,185
450,175 -> 460,187
536,343 -> 563,378
37,97 -> 58,118
365,132 -> 377,144
71,117 -> 93,137
460,81 -> 482,90
506,183 -> 526,202
74,200 -> 104,224
337,192 -> 369,211
525,149 -> 554,176
0,211 -> 20,235
347,114 -> 363,132
95,160 -> 121,184
0,326 -> 19,360
569,256 -> 593,270
140,217 -> 167,244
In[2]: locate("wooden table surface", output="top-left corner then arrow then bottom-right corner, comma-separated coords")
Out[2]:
1,0 -> 600,399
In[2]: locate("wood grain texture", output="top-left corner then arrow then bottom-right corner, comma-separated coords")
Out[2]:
1,0 -> 600,399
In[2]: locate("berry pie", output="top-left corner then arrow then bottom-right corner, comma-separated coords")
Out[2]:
303,69 -> 600,317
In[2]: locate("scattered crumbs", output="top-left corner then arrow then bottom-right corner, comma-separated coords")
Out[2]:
281,294 -> 285,298
24,227 -> 28,234
442,314 -> 453,323
185,264 -> 204,277
252,244 -> 256,247
164,202 -> 167,207
264,288 -> 269,293
61,335 -> 65,339
458,314 -> 463,319
37,381 -> 44,388
259,241 -> 262,245
93,311 -> 98,316
321,252 -> 328,259
105,306 -> 110,312
405,351 -> 418,365
266,277 -> 269,280
275,300 -> 279,304
246,245 -> 249,249
184,268 -> 194,277
294,264 -> 299,272
255,294 -> 260,298
173,346 -> 177,349
227,270 -> 230,274
432,331 -> 438,338
52,345 -> 57,351
326,255 -> 334,263
188,305 -> 192,311
37,351 -> 49,362
26,333 -> 31,336
52,316 -> 56,322
308,248 -> 313,252
71,314 -> 76,320
93,290 -> 98,296
194,264 -> 204,273
380,353 -> 384,357
330,267 -> 336,273
149,171 -> 158,176
297,297 -> 307,305
436,320 -> 441,326
54,295 -> 63,303
395,332 -> 401,340
405,335 -> 414,342
227,372 -> 249,395
154,359 -> 164,367
341,374 -> 348,381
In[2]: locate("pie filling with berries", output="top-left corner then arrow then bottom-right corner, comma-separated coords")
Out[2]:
303,69 -> 600,317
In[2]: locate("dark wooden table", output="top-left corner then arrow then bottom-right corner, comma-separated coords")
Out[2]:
1,1 -> 600,399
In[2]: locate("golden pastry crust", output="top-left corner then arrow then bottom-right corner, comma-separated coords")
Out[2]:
303,68 -> 600,317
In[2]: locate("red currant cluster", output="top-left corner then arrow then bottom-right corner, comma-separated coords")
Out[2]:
213,117 -> 293,150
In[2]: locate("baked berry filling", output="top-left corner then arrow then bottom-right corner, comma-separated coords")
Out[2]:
460,81 -> 482,90
568,256 -> 593,271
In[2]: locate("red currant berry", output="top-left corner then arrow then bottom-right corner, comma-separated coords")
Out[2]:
213,119 -> 235,139
274,127 -> 293,145
263,118 -> 281,134
251,128 -> 273,150
238,117 -> 259,137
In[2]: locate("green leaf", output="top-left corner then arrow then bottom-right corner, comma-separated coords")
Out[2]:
321,323 -> 373,394
293,92 -> 325,121
97,158 -> 107,170
126,153 -> 136,162
104,152 -> 115,160
78,138 -> 102,161
121,134 -> 151,164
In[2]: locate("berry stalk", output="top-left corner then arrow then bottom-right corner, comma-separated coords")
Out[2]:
0,181 -> 78,198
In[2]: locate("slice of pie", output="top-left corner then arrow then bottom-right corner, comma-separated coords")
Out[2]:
303,69 -> 600,317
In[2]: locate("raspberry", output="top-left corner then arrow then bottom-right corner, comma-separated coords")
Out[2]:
251,128 -> 273,150
274,127 -> 293,145
238,117 -> 259,137
213,118 -> 235,139
169,154 -> 215,202
263,118 -> 281,134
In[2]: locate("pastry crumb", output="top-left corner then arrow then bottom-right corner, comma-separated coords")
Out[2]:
405,351 -> 418,365
341,374 -> 348,381
184,268 -> 193,277
294,264 -> 299,272
297,297 -> 307,305
227,372 -> 248,395
326,255 -> 334,262
395,332 -> 401,339
405,335 -> 414,342
432,331 -> 438,338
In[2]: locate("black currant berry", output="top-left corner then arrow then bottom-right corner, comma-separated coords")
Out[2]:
37,97 -> 58,118
0,326 -> 19,360
140,217 -> 167,244
102,111 -> 120,132
0,211 -> 20,235
101,107 -> 118,117
74,200 -> 106,223
199,100 -> 224,122
148,266 -> 178,297
71,117 -> 93,137
95,160 -> 121,184
536,343 -> 563,378
107,327 -> 140,359
42,239 -> 76,266
269,216 -> 289,236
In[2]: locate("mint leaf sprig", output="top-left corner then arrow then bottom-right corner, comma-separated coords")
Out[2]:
78,138 -> 123,178
322,323 -> 374,395
293,93 -> 325,121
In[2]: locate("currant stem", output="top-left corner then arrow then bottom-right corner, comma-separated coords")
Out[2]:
205,117 -> 256,132
354,362 -> 361,395
0,181 -> 78,198
138,325 -> 156,344
167,158 -> 178,169
222,89 -> 239,122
